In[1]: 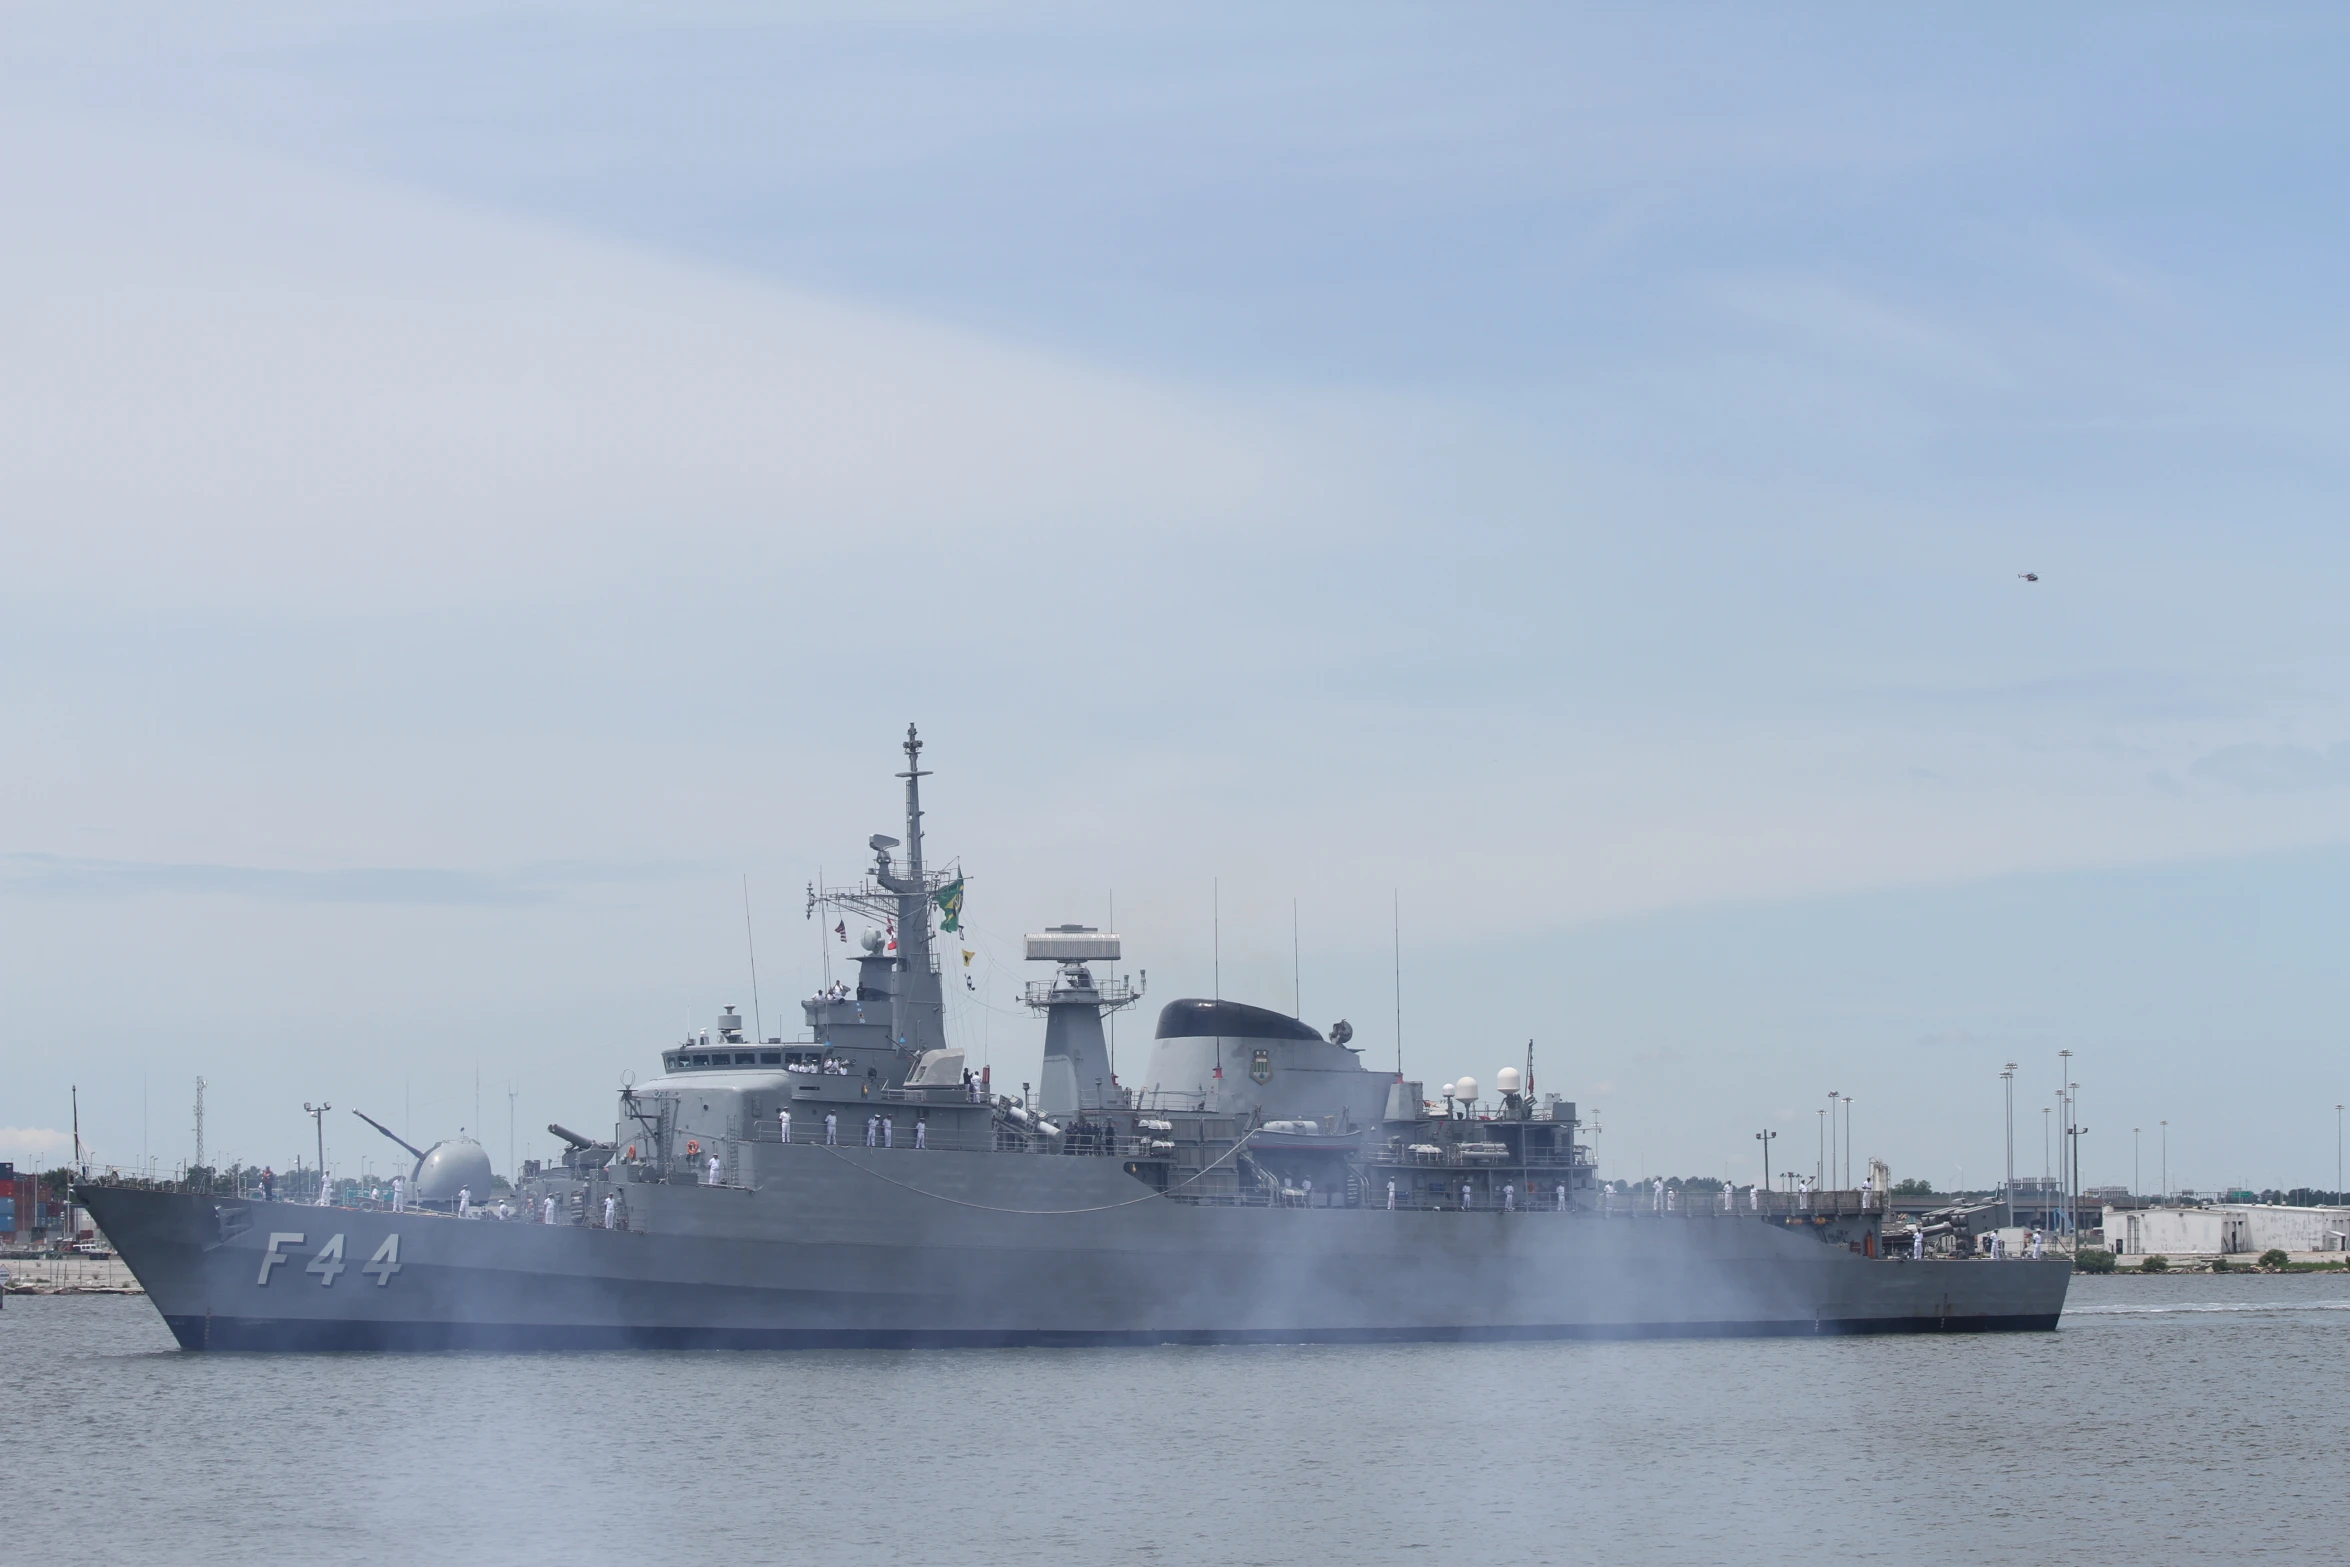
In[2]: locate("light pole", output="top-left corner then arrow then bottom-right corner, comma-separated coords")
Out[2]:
1818,1103 -> 1829,1192
2058,1050 -> 2072,1235
2335,1105 -> 2342,1205
2001,1064 -> 2016,1206
1756,1128 -> 1777,1200
1841,1095 -> 1853,1190
2070,1095 -> 2087,1239
2042,1105 -> 2052,1226
303,1101 -> 331,1205
2133,1127 -> 2140,1200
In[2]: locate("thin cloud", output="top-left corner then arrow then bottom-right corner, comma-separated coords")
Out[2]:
0,854 -> 697,905
2190,742 -> 2350,793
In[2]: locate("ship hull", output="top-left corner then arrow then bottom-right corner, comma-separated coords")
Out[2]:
83,1152 -> 2070,1352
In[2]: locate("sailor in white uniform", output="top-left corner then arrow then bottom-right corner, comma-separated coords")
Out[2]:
391,1175 -> 406,1213
1386,1179 -> 1397,1210
914,1118 -> 926,1150
1911,1227 -> 1924,1260
1557,1182 -> 1568,1212
706,1154 -> 722,1186
457,1187 -> 472,1218
864,1115 -> 878,1148
1461,1180 -> 1474,1210
603,1194 -> 616,1229
881,1118 -> 893,1149
542,1195 -> 556,1224
778,1108 -> 792,1145
1503,1183 -> 1515,1212
825,1111 -> 839,1145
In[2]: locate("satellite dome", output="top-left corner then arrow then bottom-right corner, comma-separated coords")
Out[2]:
413,1136 -> 494,1203
861,929 -> 885,954
1454,1076 -> 1479,1104
1496,1067 -> 1522,1095
1441,1081 -> 1458,1099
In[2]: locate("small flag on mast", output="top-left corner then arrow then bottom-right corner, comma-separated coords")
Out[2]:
935,877 -> 966,933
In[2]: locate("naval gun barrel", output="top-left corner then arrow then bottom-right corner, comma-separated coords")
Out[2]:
352,1109 -> 427,1163
547,1123 -> 597,1151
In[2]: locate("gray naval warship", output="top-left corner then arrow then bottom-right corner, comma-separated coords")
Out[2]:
83,727 -> 2069,1350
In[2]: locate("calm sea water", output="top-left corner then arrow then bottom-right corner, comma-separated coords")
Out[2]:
9,1274 -> 2348,1566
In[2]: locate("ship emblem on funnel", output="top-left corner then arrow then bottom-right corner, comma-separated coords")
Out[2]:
1249,1049 -> 1273,1085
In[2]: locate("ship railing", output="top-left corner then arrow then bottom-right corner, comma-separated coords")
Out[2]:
1021,978 -> 1140,1007
1383,1145 -> 1589,1167
743,1127 -> 1174,1159
1587,1187 -> 1886,1219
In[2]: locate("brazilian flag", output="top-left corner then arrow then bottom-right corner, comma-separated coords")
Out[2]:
934,878 -> 965,933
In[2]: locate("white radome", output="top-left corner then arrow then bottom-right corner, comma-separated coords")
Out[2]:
1454,1076 -> 1479,1104
412,1136 -> 494,1203
1496,1067 -> 1522,1095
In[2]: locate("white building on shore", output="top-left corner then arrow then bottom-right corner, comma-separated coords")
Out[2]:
2106,1204 -> 2350,1257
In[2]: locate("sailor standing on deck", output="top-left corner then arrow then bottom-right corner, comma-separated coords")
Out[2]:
1504,1183 -> 1516,1212
391,1174 -> 405,1212
706,1154 -> 722,1186
1461,1180 -> 1474,1210
882,1118 -> 893,1149
542,1195 -> 555,1224
825,1111 -> 838,1145
457,1186 -> 471,1218
1558,1182 -> 1568,1212
603,1193 -> 616,1229
865,1114 -> 878,1148
914,1118 -> 926,1150
1386,1179 -> 1397,1210
778,1108 -> 792,1145
1861,1174 -> 1875,1211
1912,1228 -> 1924,1260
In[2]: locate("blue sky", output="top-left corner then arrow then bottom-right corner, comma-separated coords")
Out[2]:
4,3 -> 2348,1193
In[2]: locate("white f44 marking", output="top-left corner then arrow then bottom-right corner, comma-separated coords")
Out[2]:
257,1232 -> 305,1286
306,1233 -> 347,1286
362,1232 -> 402,1287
